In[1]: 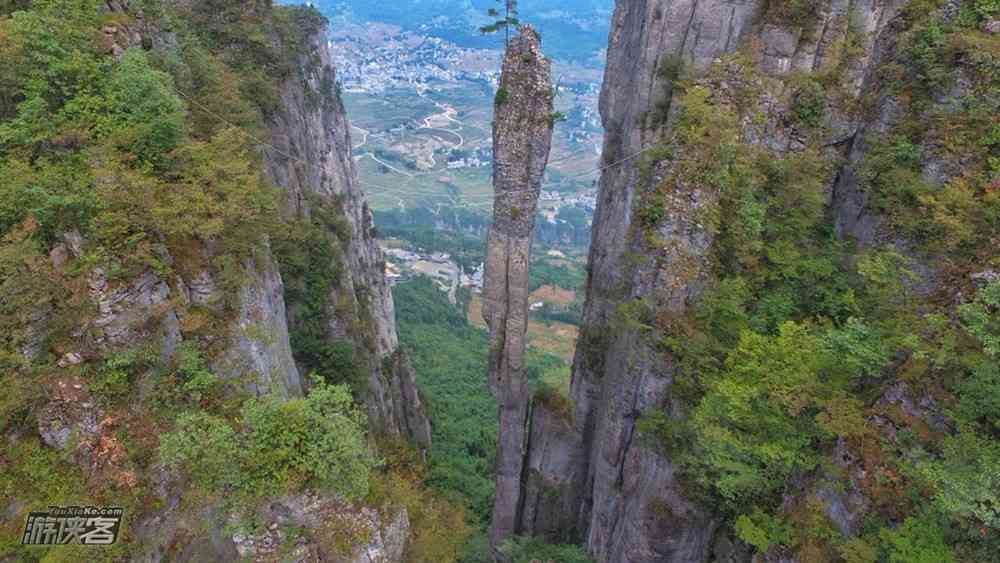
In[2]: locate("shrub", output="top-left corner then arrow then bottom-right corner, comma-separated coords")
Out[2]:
159,382 -> 376,502
735,509 -> 793,552
174,342 -> 220,402
90,349 -> 153,402
959,280 -> 1000,358
636,192 -> 666,228
859,135 -> 935,237
97,49 -> 185,165
879,513 -> 956,563
159,410 -> 243,490
499,535 -> 594,563
494,87 -> 509,106
954,361 -> 1000,431
821,318 -> 892,379
648,54 -> 686,126
790,78 -> 826,128
906,18 -> 951,94
838,537 -> 879,563
765,0 -> 824,27
688,322 -> 827,507
241,383 -> 374,499
917,431 -> 1000,531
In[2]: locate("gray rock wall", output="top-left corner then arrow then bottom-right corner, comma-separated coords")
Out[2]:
506,1 -> 924,561
262,26 -> 431,447
482,27 -> 556,550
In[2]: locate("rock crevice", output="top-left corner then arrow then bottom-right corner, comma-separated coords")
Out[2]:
262,24 -> 431,447
503,1 -> 922,561
482,26 -> 556,551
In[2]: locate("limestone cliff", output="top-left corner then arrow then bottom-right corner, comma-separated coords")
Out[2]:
482,27 -> 556,549
0,2 -> 425,561
499,0 -> 997,561
261,15 -> 431,449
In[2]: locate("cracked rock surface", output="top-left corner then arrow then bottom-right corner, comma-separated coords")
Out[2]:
482,26 -> 555,551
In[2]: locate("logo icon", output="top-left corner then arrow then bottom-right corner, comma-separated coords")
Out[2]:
21,506 -> 123,545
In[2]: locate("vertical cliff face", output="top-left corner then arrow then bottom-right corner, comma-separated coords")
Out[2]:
1,2 -> 426,560
502,0 -> 986,561
74,0 -> 431,446
483,27 -> 556,550
261,23 -> 431,447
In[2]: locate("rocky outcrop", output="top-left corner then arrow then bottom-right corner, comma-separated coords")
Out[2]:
230,493 -> 410,563
262,22 -> 430,446
55,235 -> 303,398
8,4 -> 419,561
482,27 -> 555,550
36,375 -> 137,490
210,250 -> 303,398
500,1 -> 941,561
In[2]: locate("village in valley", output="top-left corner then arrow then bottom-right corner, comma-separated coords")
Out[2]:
316,6 -> 600,371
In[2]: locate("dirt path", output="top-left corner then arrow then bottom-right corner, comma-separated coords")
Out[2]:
359,152 -> 415,177
351,125 -> 369,149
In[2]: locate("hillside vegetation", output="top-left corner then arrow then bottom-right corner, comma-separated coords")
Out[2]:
0,1 -> 463,560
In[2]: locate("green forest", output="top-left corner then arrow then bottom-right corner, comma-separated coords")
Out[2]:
625,2 -> 1000,560
393,276 -> 588,561
1,0 -> 999,562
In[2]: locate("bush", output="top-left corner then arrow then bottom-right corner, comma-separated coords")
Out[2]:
917,431 -> 1000,531
735,509 -> 793,552
879,513 -> 956,563
97,49 -> 185,165
159,410 -> 243,490
174,342 -> 220,402
688,322 -> 828,507
790,78 -> 826,128
495,87 -> 509,106
765,0 -> 824,27
959,280 -> 1000,358
160,382 -> 376,502
89,348 -> 157,402
499,535 -> 593,563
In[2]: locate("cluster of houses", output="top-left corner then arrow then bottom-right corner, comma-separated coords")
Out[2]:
446,147 -> 492,170
382,247 -> 485,302
330,32 -> 500,94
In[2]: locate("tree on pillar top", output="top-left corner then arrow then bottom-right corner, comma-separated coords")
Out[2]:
479,0 -> 520,47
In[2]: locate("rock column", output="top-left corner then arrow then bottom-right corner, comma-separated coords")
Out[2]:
482,26 -> 555,552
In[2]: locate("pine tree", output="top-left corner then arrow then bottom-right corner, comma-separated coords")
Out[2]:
479,0 -> 520,47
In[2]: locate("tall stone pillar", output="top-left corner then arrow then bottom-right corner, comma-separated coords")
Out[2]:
482,26 -> 555,553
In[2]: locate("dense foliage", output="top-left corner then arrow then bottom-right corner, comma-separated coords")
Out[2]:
393,277 -> 497,521
632,4 -> 1000,560
0,2 -> 466,560
392,275 -> 580,560
160,381 -> 375,502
